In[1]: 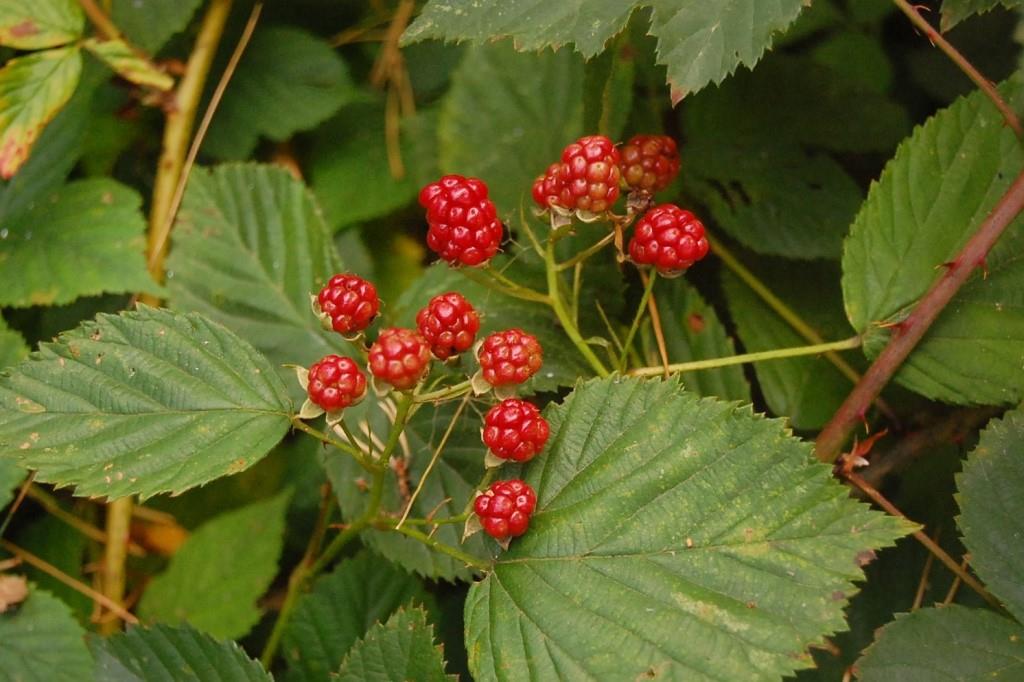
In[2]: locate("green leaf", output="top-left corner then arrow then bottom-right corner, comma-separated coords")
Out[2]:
465,376 -> 910,681
336,607 -> 453,682
403,1 -> 807,99
722,261 -> 857,430
957,408 -> 1024,621
203,26 -> 356,161
310,104 -> 439,233
83,38 -> 173,91
648,279 -> 750,403
109,0 -> 202,53
941,0 -> 1023,30
842,81 -> 1024,405
283,552 -> 432,682
92,622 -> 272,681
0,316 -> 28,369
855,606 -> 1024,680
326,398 -> 491,581
0,46 -> 82,179
682,54 -> 909,154
0,0 -> 83,49
0,306 -> 292,499
683,139 -> 862,260
0,586 -> 93,682
167,164 -> 347,375
439,41 -> 583,215
138,491 -> 289,639
0,178 -> 159,307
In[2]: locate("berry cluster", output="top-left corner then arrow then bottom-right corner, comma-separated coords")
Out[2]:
416,291 -> 480,360
474,479 -> 537,540
419,175 -> 504,267
628,204 -> 709,276
533,135 -> 622,214
619,134 -> 680,193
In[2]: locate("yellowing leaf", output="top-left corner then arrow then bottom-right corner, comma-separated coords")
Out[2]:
0,0 -> 83,49
0,46 -> 82,179
83,38 -> 174,91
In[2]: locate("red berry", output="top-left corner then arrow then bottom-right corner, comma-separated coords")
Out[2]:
532,135 -> 621,213
307,355 -> 367,411
415,292 -> 480,360
368,328 -> 432,390
628,204 -> 710,276
619,134 -> 680,193
477,329 -> 543,387
316,274 -> 380,335
419,175 -> 503,267
482,399 -> 549,462
474,479 -> 537,539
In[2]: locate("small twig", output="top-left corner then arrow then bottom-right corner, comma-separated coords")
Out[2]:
816,168 -> 1024,461
893,0 -> 1022,139
397,395 -> 469,529
1,539 -> 138,625
99,497 -> 132,634
845,472 -> 1006,614
0,472 -> 33,540
141,0 -> 236,293
25,486 -> 144,556
629,337 -> 862,377
911,526 -> 940,610
943,555 -> 969,605
77,0 -> 122,40
618,271 -> 657,371
640,270 -> 670,378
144,2 -> 262,278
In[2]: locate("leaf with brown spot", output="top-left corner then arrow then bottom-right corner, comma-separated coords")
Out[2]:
0,0 -> 83,49
0,46 -> 82,179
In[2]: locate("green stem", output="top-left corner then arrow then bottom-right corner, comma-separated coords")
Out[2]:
413,379 -> 472,403
708,235 -> 864,385
545,240 -> 611,377
379,393 -> 413,461
389,525 -> 490,571
556,231 -> 615,271
618,270 -> 657,371
629,337 -> 862,377
397,513 -> 469,527
460,267 -> 550,304
290,416 -> 377,473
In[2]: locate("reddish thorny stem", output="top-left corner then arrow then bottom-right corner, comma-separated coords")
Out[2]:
815,167 -> 1024,461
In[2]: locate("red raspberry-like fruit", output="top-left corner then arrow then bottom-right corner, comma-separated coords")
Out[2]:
628,204 -> 710,276
474,479 -> 537,540
619,134 -> 680,193
482,399 -> 549,462
316,274 -> 380,335
477,329 -> 543,387
368,328 -> 432,390
307,355 -> 367,411
419,175 -> 503,267
532,135 -> 621,213
415,291 -> 480,360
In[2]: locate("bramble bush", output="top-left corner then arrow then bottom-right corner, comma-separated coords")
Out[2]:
1,0 -> 1023,680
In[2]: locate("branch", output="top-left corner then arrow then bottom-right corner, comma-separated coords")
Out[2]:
142,0 -> 235,294
629,336 -> 862,377
816,168 -> 1024,461
77,0 -> 122,41
892,0 -> 1023,139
